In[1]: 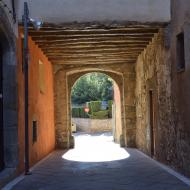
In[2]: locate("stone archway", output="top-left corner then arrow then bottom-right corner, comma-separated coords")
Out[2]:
0,6 -> 18,175
67,70 -> 125,148
54,63 -> 136,149
54,66 -> 128,149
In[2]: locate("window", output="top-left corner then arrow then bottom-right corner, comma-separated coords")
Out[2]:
39,60 -> 46,93
176,32 -> 185,72
32,120 -> 37,143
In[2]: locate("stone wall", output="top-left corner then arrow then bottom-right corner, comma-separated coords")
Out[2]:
135,29 -> 172,158
135,0 -> 190,178
168,0 -> 190,176
135,26 -> 190,177
0,5 -> 19,188
54,69 -> 69,148
72,118 -> 112,133
1,1 -> 18,36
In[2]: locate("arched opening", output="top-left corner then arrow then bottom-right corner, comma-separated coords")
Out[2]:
71,72 -> 114,135
62,72 -> 128,162
54,67 -> 130,150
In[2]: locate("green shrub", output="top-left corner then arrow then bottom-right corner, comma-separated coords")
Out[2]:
90,110 -> 109,119
72,107 -> 89,118
85,112 -> 89,118
72,108 -> 80,118
108,100 -> 113,110
80,107 -> 84,118
89,101 -> 102,112
108,100 -> 113,118
79,107 -> 89,118
72,100 -> 113,119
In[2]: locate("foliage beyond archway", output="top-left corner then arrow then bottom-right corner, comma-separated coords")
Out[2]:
71,72 -> 113,105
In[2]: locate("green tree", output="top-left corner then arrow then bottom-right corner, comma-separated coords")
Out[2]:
71,72 -> 113,105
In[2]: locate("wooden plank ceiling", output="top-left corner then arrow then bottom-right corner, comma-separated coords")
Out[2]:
28,23 -> 163,65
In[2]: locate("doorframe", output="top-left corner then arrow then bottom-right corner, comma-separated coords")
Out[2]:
149,90 -> 155,157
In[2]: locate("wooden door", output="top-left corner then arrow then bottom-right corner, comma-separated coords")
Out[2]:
0,47 -> 4,170
149,90 -> 155,157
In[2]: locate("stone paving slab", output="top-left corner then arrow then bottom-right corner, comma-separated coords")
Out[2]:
8,133 -> 190,190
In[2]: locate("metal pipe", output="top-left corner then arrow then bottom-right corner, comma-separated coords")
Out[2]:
22,2 -> 42,175
11,0 -> 16,23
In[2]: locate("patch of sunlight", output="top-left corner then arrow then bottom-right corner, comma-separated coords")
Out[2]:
62,133 -> 130,162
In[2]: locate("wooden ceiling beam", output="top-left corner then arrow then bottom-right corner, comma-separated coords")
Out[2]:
34,38 -> 151,44
48,56 -> 137,62
24,22 -> 161,65
29,33 -> 155,38
51,60 -> 136,65
39,45 -> 147,50
44,53 -> 142,58
36,41 -> 149,47
29,28 -> 158,34
44,54 -> 141,58
43,50 -> 141,56
38,41 -> 148,47
42,48 -> 144,54
31,35 -> 153,41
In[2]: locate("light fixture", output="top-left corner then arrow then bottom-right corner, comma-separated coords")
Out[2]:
29,18 -> 43,30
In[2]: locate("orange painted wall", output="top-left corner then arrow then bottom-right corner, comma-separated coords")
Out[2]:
17,29 -> 55,172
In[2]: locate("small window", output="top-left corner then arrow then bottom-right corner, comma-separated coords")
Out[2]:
176,32 -> 185,72
32,120 -> 37,143
39,60 -> 46,93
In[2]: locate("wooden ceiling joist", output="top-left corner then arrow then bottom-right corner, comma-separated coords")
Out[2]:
26,22 -> 162,65
42,47 -> 144,52
36,39 -> 150,45
39,44 -> 147,50
30,28 -> 158,36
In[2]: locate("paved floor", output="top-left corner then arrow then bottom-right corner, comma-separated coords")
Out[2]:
10,133 -> 190,190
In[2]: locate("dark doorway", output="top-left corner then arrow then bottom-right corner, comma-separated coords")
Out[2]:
149,90 -> 155,157
0,46 -> 4,171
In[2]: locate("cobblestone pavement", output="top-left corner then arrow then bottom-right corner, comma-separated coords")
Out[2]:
11,133 -> 190,190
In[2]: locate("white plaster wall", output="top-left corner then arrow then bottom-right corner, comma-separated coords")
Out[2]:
17,0 -> 170,23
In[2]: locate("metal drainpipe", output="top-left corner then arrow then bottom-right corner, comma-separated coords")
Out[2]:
11,0 -> 16,23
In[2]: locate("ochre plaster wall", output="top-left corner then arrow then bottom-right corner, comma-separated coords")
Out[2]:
17,30 -> 55,172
